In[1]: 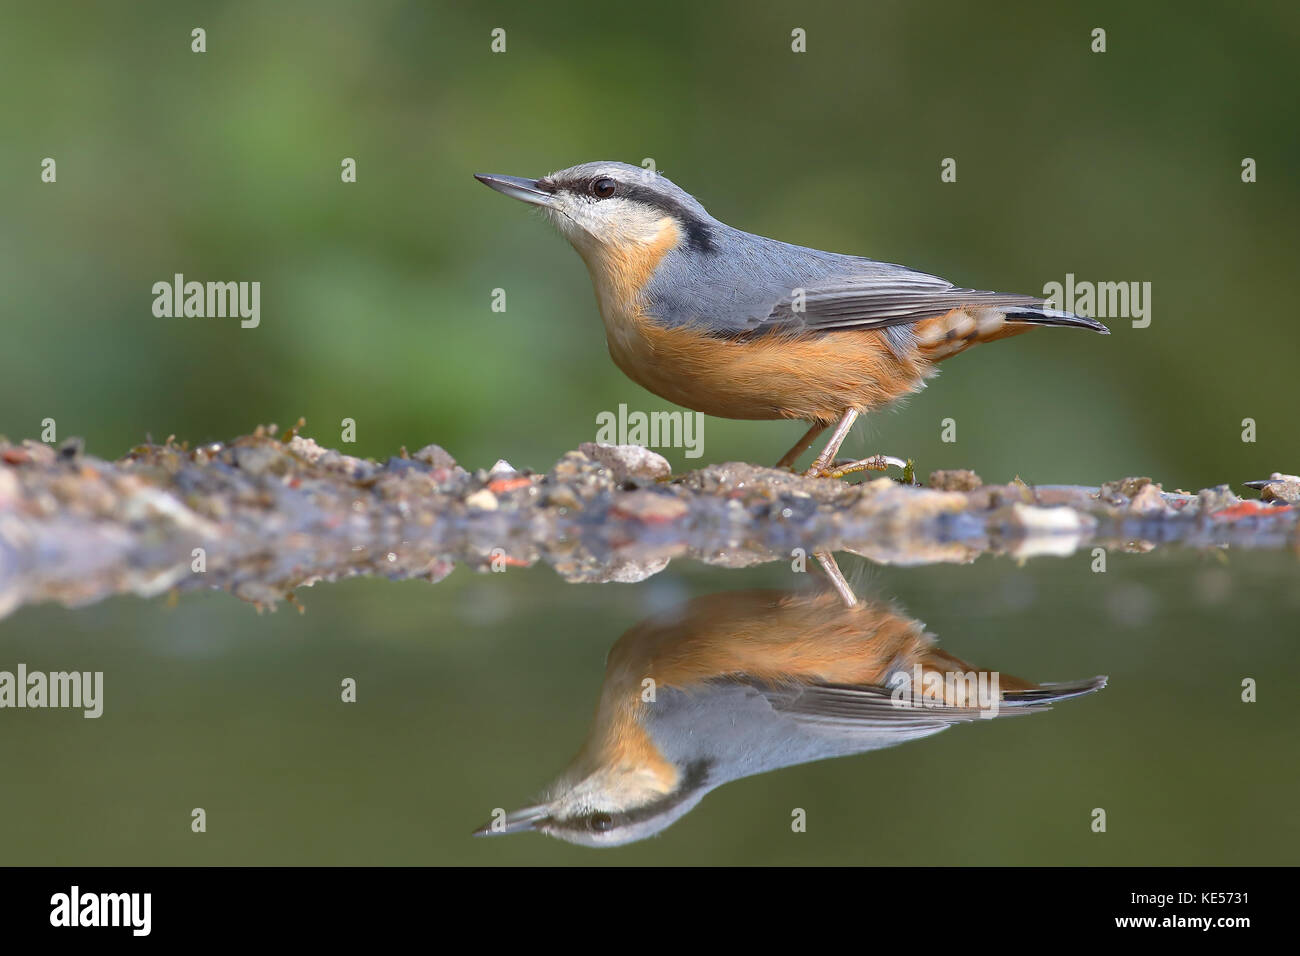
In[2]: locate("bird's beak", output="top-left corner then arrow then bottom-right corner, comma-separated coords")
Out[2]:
472,804 -> 550,837
474,173 -> 554,208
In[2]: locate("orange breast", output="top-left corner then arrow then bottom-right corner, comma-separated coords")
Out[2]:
585,220 -> 932,423
607,316 -> 931,423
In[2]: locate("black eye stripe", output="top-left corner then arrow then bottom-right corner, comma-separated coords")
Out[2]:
543,761 -> 711,835
549,176 -> 717,254
553,177 -> 616,197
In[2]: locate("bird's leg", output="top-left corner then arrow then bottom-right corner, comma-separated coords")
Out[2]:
803,409 -> 858,477
824,454 -> 908,480
814,551 -> 857,608
775,421 -> 826,469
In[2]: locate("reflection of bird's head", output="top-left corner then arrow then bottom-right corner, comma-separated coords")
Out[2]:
476,588 -> 1105,847
478,760 -> 709,849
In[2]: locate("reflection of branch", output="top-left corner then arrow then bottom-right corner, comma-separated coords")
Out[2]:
0,427 -> 1295,620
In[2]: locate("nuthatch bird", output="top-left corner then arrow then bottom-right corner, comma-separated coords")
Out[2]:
475,587 -> 1106,847
475,162 -> 1109,477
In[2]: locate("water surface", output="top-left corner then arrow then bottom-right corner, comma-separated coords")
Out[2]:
1,546 -> 1294,864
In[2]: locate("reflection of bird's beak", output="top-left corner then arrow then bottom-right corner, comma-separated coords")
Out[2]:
474,173 -> 554,208
472,804 -> 550,837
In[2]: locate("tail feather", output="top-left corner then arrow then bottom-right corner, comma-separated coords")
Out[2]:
915,303 -> 1109,362
1000,675 -> 1110,710
1004,306 -> 1110,334
917,649 -> 1108,714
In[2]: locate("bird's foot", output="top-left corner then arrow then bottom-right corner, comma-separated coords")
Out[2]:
804,454 -> 908,480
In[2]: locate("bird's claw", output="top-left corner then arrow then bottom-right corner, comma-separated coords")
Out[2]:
804,454 -> 908,480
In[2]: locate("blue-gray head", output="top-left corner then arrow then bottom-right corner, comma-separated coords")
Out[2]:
474,161 -> 718,261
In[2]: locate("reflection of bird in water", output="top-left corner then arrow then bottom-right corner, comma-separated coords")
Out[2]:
476,586 -> 1106,847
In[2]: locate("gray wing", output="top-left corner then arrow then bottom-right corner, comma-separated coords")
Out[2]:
643,677 -> 1104,787
764,676 -> 1107,736
760,271 -> 1042,333
644,231 -> 1103,336
763,683 -> 1010,744
645,232 -> 1042,335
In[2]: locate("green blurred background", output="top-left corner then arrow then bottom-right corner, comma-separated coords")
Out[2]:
0,1 -> 1297,864
2,0 -> 1297,481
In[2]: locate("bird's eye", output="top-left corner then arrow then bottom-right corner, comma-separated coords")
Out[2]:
591,178 -> 617,199
589,812 -> 615,832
